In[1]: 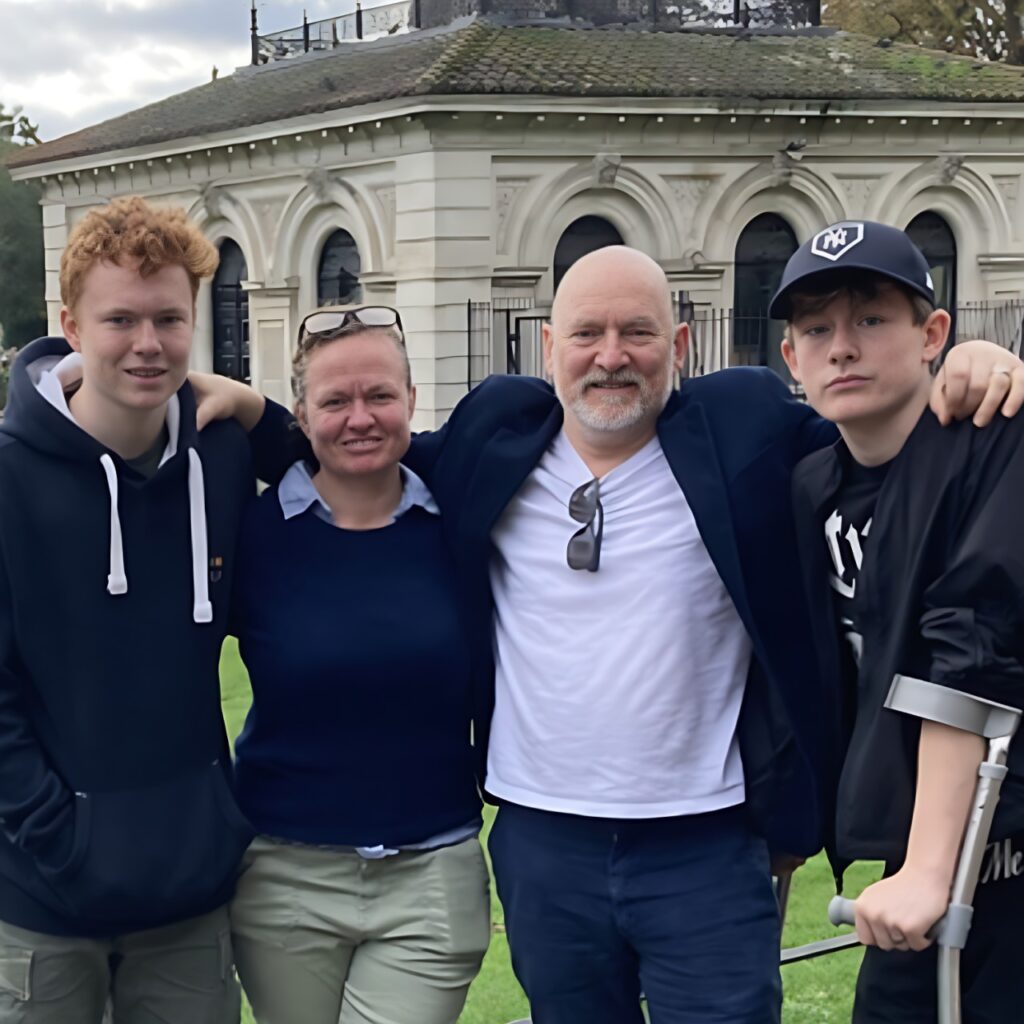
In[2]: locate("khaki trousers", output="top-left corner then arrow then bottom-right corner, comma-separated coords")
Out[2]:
231,836 -> 490,1024
0,906 -> 239,1024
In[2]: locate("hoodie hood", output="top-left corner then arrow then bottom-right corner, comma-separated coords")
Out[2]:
2,336 -> 200,461
1,336 -> 213,623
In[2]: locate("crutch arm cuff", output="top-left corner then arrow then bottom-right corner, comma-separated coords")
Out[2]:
885,676 -> 1021,739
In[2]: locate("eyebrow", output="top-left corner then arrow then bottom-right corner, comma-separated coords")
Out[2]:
564,315 -> 662,330
98,306 -> 189,317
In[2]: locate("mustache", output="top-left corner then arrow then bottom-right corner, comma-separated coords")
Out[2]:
580,369 -> 645,389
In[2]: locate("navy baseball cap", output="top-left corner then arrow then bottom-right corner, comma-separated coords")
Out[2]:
769,220 -> 936,320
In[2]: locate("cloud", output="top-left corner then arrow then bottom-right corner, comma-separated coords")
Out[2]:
0,0 -> 357,141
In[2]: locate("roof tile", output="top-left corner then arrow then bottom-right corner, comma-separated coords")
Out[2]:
10,20 -> 1024,170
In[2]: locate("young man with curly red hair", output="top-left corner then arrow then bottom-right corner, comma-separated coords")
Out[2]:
0,197 -> 282,1023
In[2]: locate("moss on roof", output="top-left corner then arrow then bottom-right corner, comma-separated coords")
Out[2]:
11,19 -> 1024,170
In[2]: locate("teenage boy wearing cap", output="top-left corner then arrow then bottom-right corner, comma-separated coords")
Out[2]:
777,220 -> 1024,1023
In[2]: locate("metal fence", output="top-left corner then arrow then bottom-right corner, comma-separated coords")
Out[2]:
632,0 -> 821,28
466,297 -> 540,389
464,297 -> 1024,394
256,1 -> 412,62
955,300 -> 1024,354
684,308 -> 782,377
683,299 -> 1024,383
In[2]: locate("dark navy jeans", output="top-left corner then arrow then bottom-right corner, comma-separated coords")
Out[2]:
488,802 -> 781,1024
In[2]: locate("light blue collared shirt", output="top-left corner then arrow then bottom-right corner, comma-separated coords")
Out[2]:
273,459 -> 479,858
278,459 -> 440,523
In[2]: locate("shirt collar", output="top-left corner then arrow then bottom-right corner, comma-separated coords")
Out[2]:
278,460 -> 439,523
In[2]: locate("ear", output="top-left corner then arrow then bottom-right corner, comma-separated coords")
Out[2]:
922,309 -> 951,363
60,307 -> 82,353
293,401 -> 311,439
673,322 -> 689,371
407,384 -> 417,420
542,321 -> 555,378
781,336 -> 803,384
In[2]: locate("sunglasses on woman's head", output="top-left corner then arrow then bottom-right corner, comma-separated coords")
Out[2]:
298,306 -> 405,347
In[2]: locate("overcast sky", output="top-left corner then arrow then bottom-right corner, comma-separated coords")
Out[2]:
0,0 -> 360,142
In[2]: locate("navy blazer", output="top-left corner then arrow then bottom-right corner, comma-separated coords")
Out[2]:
405,368 -> 843,857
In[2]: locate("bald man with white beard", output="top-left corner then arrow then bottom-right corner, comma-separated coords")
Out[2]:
196,246 -> 1024,1024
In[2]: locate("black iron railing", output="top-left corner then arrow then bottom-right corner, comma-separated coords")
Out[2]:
659,0 -> 819,27
254,1 -> 413,63
464,297 -> 1024,393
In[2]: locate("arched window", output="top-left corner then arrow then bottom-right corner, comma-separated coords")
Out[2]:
553,216 -> 624,292
317,229 -> 362,307
212,240 -> 250,383
733,213 -> 797,377
906,212 -> 957,316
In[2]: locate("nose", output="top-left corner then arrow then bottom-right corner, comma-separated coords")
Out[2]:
346,400 -> 375,430
594,331 -> 630,372
828,322 -> 858,366
132,319 -> 161,356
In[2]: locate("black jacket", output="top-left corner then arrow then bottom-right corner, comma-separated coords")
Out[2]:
404,370 -> 843,858
793,409 -> 1024,867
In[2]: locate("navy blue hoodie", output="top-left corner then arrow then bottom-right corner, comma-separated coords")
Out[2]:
0,336 -> 257,936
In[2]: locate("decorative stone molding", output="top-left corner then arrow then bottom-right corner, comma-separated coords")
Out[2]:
665,176 -> 714,244
305,166 -> 333,203
769,151 -> 796,188
495,178 -> 530,254
200,183 -> 228,219
592,152 -> 623,186
993,175 -> 1020,219
372,185 -> 397,256
837,177 -> 876,214
936,154 -> 965,185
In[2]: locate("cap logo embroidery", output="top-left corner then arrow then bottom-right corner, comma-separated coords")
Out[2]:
811,222 -> 865,262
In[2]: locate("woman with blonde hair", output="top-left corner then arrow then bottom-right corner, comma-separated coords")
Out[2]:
228,307 -> 489,1024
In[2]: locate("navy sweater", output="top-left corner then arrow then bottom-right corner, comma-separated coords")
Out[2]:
232,489 -> 480,847
0,337 -> 292,937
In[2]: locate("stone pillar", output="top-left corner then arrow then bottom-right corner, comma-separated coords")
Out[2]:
41,202 -> 68,333
978,256 -> 1024,301
244,283 -> 300,406
664,265 -> 728,310
392,149 -> 494,429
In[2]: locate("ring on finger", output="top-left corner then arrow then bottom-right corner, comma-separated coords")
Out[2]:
991,366 -> 1013,378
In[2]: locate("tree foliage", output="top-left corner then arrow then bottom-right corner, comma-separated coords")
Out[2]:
824,0 -> 1024,64
0,103 -> 46,351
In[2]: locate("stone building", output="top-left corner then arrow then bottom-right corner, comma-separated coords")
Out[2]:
9,0 -> 1024,425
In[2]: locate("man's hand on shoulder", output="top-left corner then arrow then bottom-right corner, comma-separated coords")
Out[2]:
190,371 -> 266,432
931,340 -> 1024,427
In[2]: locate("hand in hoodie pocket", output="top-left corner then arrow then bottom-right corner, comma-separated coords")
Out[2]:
38,760 -> 253,930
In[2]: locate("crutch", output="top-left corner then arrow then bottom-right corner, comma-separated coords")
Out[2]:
828,674 -> 1021,1024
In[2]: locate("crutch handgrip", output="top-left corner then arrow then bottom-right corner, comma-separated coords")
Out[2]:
827,895 -> 856,928
827,896 -> 974,949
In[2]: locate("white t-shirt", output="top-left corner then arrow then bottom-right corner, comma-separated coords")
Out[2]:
486,430 -> 752,818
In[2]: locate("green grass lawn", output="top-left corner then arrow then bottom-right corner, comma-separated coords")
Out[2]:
220,639 -> 878,1023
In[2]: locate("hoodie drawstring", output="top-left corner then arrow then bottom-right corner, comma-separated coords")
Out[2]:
99,454 -> 128,596
99,448 -> 213,624
188,448 -> 213,624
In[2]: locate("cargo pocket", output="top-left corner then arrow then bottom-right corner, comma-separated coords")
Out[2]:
0,949 -> 31,1007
